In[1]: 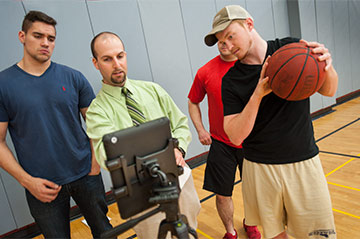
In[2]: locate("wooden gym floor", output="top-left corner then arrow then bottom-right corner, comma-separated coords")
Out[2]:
34,96 -> 360,239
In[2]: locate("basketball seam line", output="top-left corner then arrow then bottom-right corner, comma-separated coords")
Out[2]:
285,48 -> 310,100
269,53 -> 304,88
272,46 -> 308,58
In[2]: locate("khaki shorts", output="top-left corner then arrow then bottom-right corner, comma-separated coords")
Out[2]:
242,155 -> 336,238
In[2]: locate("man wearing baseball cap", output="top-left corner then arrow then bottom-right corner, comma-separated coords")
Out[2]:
204,5 -> 338,239
190,5 -> 261,239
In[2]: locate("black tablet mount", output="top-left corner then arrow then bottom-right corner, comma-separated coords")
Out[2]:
100,138 -> 197,239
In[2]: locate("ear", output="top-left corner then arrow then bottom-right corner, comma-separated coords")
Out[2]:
245,18 -> 254,31
18,31 -> 25,44
92,57 -> 99,70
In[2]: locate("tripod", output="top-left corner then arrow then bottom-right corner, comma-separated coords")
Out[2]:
101,160 -> 198,239
149,166 -> 197,239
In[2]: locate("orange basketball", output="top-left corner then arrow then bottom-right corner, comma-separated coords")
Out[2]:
265,42 -> 326,101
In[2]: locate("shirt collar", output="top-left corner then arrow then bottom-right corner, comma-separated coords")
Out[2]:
101,77 -> 135,98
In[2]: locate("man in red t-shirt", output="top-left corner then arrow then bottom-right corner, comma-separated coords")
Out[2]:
188,42 -> 261,239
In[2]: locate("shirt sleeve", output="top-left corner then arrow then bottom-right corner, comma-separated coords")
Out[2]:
222,75 -> 246,116
86,100 -> 118,169
155,84 -> 192,153
0,95 -> 9,122
188,72 -> 206,103
77,72 -> 96,108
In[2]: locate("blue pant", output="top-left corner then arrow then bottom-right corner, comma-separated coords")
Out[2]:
25,173 -> 112,238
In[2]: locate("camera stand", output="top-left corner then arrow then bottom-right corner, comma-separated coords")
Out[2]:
100,138 -> 197,239
148,164 -> 197,239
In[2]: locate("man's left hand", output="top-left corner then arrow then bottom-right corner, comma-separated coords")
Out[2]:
174,148 -> 186,167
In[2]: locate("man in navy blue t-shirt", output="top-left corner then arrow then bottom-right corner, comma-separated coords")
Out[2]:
0,10 -> 112,238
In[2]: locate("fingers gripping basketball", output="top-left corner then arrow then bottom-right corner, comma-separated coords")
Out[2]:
265,42 -> 326,101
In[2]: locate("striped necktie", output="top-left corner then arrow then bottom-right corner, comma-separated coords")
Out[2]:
122,87 -> 146,126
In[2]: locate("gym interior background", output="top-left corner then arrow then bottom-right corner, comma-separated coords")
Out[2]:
0,0 -> 359,237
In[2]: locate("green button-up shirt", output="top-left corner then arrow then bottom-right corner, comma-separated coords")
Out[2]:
86,78 -> 191,169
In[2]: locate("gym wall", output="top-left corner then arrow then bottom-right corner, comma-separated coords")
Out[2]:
0,0 -> 359,235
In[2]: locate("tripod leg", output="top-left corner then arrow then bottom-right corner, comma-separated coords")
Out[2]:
158,221 -> 172,239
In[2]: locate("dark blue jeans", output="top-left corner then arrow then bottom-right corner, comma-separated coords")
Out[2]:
25,173 -> 112,238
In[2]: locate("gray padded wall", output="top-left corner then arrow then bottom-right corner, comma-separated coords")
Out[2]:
332,0 -> 352,98
179,0 -> 218,156
22,0 -> 97,94
136,0 -> 197,157
297,0 -> 324,112
247,0 -> 276,40
87,0 -> 154,93
0,1 -> 24,70
0,0 -> 359,235
349,0 -> 360,91
86,0 -> 156,191
272,0 -> 291,38
314,0 -> 336,108
0,0 -> 34,230
0,173 -> 16,235
0,135 -> 34,229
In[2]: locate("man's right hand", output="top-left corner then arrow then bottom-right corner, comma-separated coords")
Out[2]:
253,56 -> 272,99
198,129 -> 212,145
26,177 -> 62,203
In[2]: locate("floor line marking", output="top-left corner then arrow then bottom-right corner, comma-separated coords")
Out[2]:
325,158 -> 356,177
316,118 -> 360,142
320,151 -> 360,159
327,181 -> 360,192
333,208 -> 360,219
196,228 -> 215,239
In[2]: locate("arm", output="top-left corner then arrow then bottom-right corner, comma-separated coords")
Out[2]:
188,100 -> 212,145
224,57 -> 272,145
300,39 -> 338,97
80,107 -> 100,175
0,122 -> 61,202
86,104 -> 119,169
158,87 -> 191,167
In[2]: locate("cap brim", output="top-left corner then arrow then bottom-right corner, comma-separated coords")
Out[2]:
204,21 -> 232,46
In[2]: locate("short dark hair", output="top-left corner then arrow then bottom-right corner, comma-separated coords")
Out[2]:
91,31 -> 125,59
22,10 -> 57,33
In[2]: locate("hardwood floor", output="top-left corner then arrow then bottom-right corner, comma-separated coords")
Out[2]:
34,96 -> 360,239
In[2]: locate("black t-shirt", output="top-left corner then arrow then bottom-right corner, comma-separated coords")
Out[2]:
222,37 -> 319,164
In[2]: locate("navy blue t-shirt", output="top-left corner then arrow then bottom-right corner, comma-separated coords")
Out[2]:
0,62 -> 95,185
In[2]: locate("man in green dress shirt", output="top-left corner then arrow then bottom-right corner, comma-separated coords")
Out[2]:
86,31 -> 201,239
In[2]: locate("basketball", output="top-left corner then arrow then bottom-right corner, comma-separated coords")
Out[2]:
265,42 -> 326,101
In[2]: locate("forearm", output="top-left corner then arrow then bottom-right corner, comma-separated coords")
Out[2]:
224,93 -> 263,145
0,142 -> 33,188
318,65 -> 338,97
172,115 -> 191,152
188,100 -> 207,134
89,139 -> 101,174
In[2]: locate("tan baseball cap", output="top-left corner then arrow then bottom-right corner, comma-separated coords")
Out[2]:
204,5 -> 253,46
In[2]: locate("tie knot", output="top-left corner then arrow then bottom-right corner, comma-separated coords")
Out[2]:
122,87 -> 128,96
